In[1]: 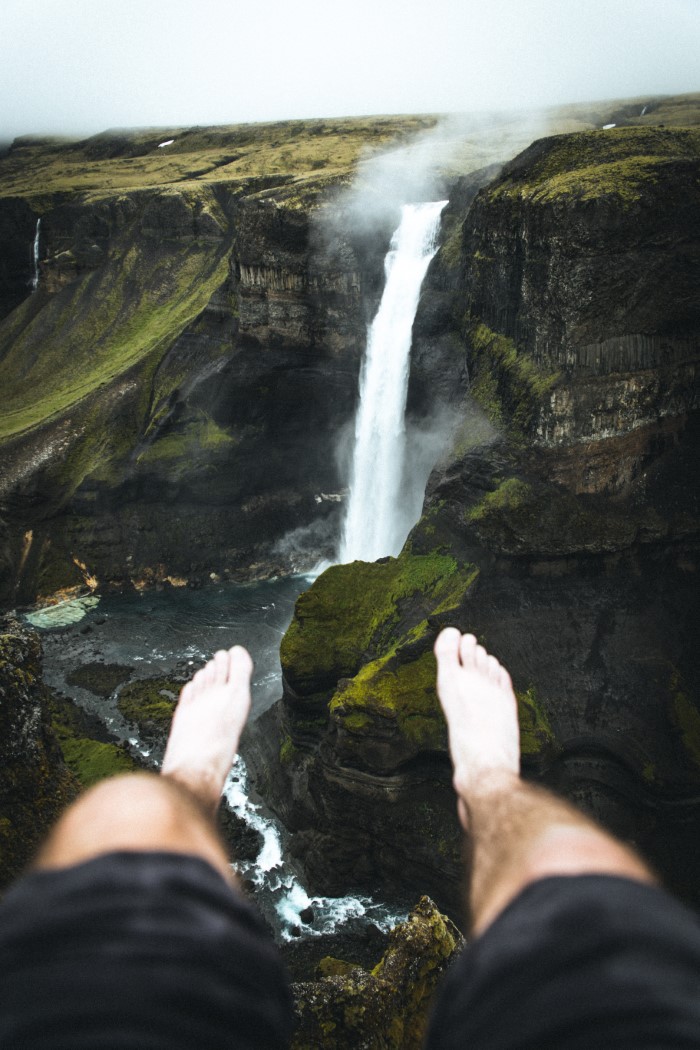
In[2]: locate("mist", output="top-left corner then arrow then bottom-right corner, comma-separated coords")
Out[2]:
1,0 -> 698,142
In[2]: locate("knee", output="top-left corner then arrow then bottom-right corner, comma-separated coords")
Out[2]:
37,773 -> 199,870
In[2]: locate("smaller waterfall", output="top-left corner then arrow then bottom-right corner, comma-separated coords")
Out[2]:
339,200 -> 447,564
30,218 -> 41,292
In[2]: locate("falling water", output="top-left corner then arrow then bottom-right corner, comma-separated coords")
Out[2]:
339,200 -> 448,564
30,218 -> 41,292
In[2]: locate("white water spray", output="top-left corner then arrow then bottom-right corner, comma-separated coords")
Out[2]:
339,200 -> 448,564
30,218 -> 41,292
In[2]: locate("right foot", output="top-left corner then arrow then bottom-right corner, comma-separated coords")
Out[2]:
161,646 -> 253,814
434,628 -> 520,808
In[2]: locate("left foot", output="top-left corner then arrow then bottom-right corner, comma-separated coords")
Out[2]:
161,647 -> 253,812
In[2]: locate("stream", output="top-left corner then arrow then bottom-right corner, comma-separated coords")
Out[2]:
25,578 -> 407,942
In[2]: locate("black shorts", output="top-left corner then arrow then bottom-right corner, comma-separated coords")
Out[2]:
426,874 -> 700,1049
0,851 -> 293,1050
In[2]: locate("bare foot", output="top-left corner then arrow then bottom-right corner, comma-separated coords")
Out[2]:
434,628 -> 520,821
161,646 -> 253,813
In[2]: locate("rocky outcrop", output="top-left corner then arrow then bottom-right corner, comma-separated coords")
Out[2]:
290,896 -> 462,1050
0,617 -> 77,890
251,124 -> 700,915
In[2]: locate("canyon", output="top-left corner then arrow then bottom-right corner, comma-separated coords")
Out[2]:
1,95 -> 699,936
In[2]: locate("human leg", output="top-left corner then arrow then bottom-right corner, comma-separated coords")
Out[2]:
433,627 -> 653,935
35,645 -> 253,884
426,628 -> 700,1050
0,644 -> 294,1049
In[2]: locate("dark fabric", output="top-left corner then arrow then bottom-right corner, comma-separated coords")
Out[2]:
0,850 -> 293,1050
425,874 -> 700,1050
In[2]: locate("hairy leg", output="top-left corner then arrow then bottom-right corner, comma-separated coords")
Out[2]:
434,628 -> 654,935
36,646 -> 254,884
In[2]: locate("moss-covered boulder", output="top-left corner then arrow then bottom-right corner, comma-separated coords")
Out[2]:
291,896 -> 462,1050
117,675 -> 183,744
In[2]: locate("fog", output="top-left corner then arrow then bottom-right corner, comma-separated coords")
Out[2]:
1,0 -> 698,142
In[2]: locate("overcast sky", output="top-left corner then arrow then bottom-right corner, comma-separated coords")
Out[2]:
2,0 -> 698,141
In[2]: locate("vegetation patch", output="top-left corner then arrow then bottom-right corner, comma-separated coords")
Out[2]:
516,686 -> 559,758
670,670 -> 700,772
467,322 -> 559,437
50,689 -> 138,788
467,477 -> 532,523
489,127 -> 700,206
0,210 -> 230,440
136,415 -> 236,472
117,676 -> 182,735
281,552 -> 477,700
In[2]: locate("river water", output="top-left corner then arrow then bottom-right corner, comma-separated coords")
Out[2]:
26,577 -> 406,941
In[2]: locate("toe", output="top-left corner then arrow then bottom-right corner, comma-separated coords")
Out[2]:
434,627 -> 461,664
474,644 -> 488,670
227,645 -> 253,683
458,633 -> 477,667
486,654 -> 502,680
213,650 -> 230,684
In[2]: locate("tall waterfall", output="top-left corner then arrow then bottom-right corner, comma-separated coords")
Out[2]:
30,218 -> 41,292
339,200 -> 448,564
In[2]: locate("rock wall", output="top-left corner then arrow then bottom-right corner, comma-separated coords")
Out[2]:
0,617 -> 77,890
0,167 -> 389,605
251,126 -> 700,918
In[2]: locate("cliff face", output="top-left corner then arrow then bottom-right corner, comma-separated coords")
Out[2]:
252,125 -> 700,918
0,617 -> 78,889
0,118 -> 437,606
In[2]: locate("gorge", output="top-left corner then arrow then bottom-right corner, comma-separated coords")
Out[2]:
1,96 -> 700,1013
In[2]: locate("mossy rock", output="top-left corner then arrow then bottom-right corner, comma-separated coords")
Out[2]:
466,322 -> 560,439
516,686 -> 560,760
291,896 -> 462,1050
330,649 -> 447,768
281,551 -> 478,703
117,676 -> 183,739
489,127 -> 700,206
66,662 -> 133,697
50,689 -> 140,788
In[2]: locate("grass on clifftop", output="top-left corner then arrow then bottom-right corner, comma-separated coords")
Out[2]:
0,116 -> 439,203
489,126 -> 700,205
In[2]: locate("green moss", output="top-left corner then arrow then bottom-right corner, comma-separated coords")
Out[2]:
117,677 -> 181,731
49,690 -> 138,788
670,671 -> 700,771
281,551 -> 473,694
279,733 -> 298,765
516,685 -> 558,757
467,477 -> 532,522
0,215 -> 230,440
468,322 -> 559,438
332,650 -> 444,749
137,415 -> 236,468
490,127 -> 700,206
58,736 -> 137,787
438,221 -> 463,268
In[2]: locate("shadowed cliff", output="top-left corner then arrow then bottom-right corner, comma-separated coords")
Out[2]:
249,117 -> 700,921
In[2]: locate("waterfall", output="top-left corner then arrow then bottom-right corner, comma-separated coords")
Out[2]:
339,200 -> 448,564
30,218 -> 41,292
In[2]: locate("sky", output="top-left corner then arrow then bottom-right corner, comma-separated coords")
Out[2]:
2,0 -> 699,141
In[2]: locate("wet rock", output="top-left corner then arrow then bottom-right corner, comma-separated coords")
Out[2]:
290,896 -> 462,1050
